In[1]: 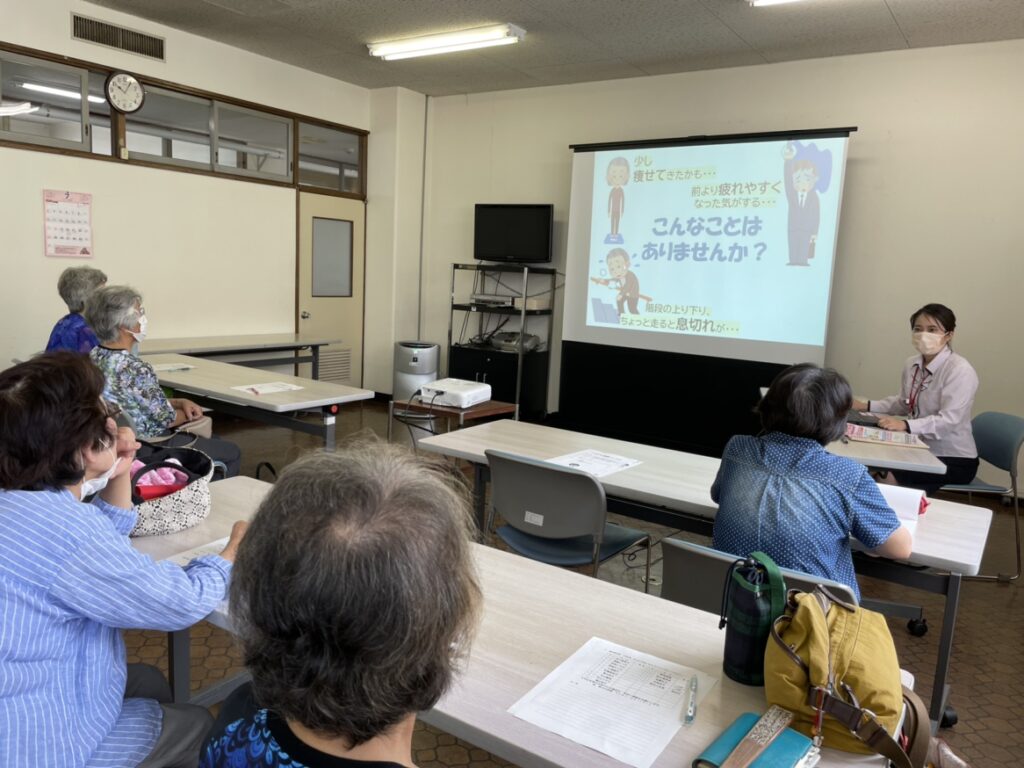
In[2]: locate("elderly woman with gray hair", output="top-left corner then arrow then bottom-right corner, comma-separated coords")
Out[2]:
202,442 -> 480,767
45,265 -> 107,353
85,285 -> 242,476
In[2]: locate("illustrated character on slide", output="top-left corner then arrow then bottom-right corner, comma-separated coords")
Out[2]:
591,248 -> 641,315
605,157 -> 629,244
783,142 -> 820,267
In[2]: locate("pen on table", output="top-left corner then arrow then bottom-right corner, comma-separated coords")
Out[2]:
248,387 -> 260,396
684,674 -> 698,725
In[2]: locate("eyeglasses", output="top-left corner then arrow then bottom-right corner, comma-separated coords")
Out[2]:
102,400 -> 122,420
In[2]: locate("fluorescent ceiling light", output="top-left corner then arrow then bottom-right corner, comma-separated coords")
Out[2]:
0,101 -> 39,117
368,23 -> 525,61
18,82 -> 105,104
748,0 -> 805,5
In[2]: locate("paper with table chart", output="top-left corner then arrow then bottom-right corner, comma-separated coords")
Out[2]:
546,449 -> 641,477
166,537 -> 230,567
230,382 -> 304,395
508,637 -> 717,768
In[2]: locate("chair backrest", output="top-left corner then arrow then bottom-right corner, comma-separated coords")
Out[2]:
971,411 -> 1024,478
485,449 -> 607,541
660,538 -> 858,614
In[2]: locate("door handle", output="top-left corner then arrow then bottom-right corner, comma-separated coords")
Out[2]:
300,311 -> 311,319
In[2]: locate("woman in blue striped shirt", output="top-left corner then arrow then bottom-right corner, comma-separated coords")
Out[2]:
0,353 -> 247,768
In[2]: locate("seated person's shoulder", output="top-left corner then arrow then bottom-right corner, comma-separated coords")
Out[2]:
817,450 -> 873,488
721,433 -> 758,458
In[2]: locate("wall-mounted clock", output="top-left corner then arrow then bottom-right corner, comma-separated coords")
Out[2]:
104,71 -> 145,114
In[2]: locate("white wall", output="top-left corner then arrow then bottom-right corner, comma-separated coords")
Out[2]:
422,40 -> 1024,426
0,0 -> 377,369
0,149 -> 295,360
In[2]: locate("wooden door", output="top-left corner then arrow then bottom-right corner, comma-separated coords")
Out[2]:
297,192 -> 365,385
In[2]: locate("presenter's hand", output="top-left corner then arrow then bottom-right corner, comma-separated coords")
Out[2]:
810,234 -> 817,243
877,416 -> 908,432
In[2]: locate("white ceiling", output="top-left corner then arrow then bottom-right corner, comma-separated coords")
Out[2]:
85,0 -> 1024,97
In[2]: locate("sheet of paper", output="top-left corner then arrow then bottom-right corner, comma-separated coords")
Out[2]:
876,483 -> 925,538
546,449 -> 641,477
152,363 -> 196,372
167,536 -> 229,567
508,637 -> 718,768
230,381 -> 304,395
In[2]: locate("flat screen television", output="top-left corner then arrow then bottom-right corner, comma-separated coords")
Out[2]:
474,203 -> 553,263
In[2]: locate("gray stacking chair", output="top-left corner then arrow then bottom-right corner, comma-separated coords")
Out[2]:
485,449 -> 652,592
660,538 -> 858,611
940,411 -> 1024,583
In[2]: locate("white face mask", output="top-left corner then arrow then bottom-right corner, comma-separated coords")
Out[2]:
80,445 -> 121,497
130,314 -> 148,343
912,331 -> 946,356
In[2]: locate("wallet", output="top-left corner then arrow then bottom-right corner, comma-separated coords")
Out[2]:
693,712 -> 817,768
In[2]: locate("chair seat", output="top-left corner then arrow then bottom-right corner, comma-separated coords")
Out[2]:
941,479 -> 1009,494
496,522 -> 646,567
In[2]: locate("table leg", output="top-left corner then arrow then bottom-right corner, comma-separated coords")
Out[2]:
387,400 -> 394,442
473,463 -> 489,532
324,412 -> 336,452
312,346 -> 320,380
167,629 -> 191,703
930,571 -> 961,728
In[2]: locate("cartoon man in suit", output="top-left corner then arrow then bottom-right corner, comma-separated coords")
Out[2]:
783,143 -> 820,266
605,157 -> 629,245
590,248 -> 641,315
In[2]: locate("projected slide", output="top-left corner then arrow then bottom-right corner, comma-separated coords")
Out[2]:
563,134 -> 850,365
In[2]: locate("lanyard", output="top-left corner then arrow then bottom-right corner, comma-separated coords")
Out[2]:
907,364 -> 931,416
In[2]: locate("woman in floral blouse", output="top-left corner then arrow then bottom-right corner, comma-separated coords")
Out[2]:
85,285 -> 241,476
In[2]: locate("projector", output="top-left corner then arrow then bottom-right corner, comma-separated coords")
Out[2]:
420,378 -> 492,408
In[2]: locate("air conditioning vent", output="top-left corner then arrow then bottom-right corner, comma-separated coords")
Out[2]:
71,14 -> 165,61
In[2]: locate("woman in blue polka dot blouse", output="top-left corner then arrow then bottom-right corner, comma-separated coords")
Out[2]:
711,364 -> 912,599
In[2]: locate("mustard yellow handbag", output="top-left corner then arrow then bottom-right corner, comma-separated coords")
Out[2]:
764,586 -> 930,768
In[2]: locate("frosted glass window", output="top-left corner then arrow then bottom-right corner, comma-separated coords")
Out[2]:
312,217 -> 352,297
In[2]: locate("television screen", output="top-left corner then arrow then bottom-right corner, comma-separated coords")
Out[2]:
474,204 -> 553,263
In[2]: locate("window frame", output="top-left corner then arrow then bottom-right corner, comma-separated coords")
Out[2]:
0,42 -> 367,200
124,84 -> 214,171
213,100 -> 293,183
0,50 -> 91,151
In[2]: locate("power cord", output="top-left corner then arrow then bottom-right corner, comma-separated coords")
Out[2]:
619,527 -> 686,571
393,388 -> 443,447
